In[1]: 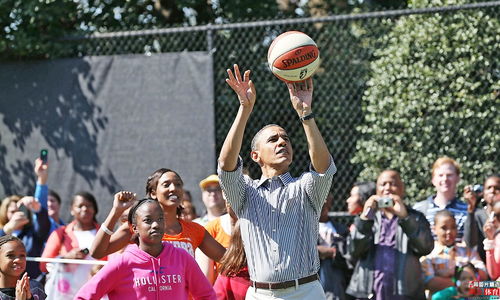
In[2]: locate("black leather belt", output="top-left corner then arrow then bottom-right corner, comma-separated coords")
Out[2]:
251,273 -> 319,290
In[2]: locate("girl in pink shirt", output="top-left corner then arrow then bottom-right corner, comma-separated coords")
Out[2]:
75,199 -> 216,300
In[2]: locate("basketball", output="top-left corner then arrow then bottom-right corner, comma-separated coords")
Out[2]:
267,31 -> 320,82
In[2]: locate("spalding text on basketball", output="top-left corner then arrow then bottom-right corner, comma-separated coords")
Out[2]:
281,50 -> 317,68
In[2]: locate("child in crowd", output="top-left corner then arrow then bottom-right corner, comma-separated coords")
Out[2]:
483,199 -> 500,280
431,263 -> 480,300
75,198 -> 216,299
213,220 -> 250,300
421,210 -> 487,296
0,158 -> 51,279
180,200 -> 198,222
0,235 -> 46,300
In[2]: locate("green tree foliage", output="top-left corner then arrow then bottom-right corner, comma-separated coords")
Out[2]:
352,0 -> 500,203
0,0 -> 299,59
0,0 -> 80,58
1,0 -> 397,60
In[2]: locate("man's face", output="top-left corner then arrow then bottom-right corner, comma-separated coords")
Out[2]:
432,163 -> 460,195
201,182 -> 225,211
484,177 -> 500,205
251,126 -> 293,169
376,170 -> 404,198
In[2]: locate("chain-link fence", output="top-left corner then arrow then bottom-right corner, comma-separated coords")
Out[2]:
51,1 -> 499,213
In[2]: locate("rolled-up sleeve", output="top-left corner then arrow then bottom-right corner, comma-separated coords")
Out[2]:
305,156 -> 337,212
217,157 -> 247,217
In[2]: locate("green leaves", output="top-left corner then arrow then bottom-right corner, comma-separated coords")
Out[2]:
352,0 -> 500,202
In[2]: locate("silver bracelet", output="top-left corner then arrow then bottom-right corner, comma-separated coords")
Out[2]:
101,225 -> 114,235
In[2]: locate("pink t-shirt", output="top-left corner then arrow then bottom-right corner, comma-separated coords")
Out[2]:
75,242 -> 215,300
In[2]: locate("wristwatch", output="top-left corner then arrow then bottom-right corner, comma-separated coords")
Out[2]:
300,112 -> 315,122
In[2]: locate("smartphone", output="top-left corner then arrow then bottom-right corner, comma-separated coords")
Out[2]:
80,248 -> 89,255
40,149 -> 48,164
18,204 -> 30,217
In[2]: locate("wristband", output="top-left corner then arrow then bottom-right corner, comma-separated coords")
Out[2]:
300,112 -> 314,122
101,225 -> 114,236
484,239 -> 494,251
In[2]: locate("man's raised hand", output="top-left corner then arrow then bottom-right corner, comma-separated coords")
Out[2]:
226,64 -> 256,108
287,78 -> 313,117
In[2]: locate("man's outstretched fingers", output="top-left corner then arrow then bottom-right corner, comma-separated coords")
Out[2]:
234,64 -> 242,82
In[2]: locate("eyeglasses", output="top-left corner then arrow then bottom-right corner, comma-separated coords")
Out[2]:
204,187 -> 221,193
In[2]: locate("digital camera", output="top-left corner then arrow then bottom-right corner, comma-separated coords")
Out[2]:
472,184 -> 483,196
378,197 -> 394,208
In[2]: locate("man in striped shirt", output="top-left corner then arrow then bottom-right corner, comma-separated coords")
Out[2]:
218,64 -> 336,299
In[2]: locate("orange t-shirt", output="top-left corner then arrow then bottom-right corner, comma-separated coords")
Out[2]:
205,216 -> 232,279
205,217 -> 231,248
162,219 -> 206,257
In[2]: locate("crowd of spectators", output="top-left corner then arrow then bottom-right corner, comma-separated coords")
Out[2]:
1,65 -> 498,300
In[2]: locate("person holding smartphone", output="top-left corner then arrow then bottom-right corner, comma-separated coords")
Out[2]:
0,157 -> 51,279
33,149 -> 66,234
464,175 -> 500,263
40,191 -> 108,299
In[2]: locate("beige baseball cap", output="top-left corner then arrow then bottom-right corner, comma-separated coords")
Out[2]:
199,174 -> 220,190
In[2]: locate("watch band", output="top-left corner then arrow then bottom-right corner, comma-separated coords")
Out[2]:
300,112 -> 315,122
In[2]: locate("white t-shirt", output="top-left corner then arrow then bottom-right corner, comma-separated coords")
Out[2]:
73,229 -> 97,252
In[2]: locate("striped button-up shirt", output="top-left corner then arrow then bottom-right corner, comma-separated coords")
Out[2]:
218,157 -> 336,283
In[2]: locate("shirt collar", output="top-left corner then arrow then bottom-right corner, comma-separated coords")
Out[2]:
429,195 -> 459,208
433,242 -> 456,254
257,172 -> 294,187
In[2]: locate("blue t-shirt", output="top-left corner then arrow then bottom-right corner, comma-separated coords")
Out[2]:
413,196 -> 468,242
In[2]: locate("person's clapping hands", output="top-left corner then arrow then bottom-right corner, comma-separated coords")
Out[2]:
483,220 -> 496,241
15,273 -> 32,300
463,185 -> 478,213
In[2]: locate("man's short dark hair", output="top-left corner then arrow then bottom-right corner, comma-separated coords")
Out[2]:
251,124 -> 283,151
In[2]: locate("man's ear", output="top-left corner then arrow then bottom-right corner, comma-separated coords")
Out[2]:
251,150 -> 260,164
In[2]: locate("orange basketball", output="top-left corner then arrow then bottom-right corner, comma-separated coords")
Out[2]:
267,31 -> 320,82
